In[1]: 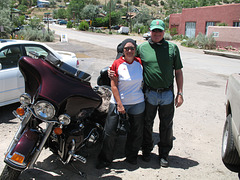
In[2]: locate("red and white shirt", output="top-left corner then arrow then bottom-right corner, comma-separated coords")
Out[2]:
110,56 -> 144,105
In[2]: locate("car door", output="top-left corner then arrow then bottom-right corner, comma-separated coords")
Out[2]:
0,45 -> 24,106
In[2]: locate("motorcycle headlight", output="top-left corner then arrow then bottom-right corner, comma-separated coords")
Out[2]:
33,100 -> 55,120
19,93 -> 31,106
58,114 -> 71,125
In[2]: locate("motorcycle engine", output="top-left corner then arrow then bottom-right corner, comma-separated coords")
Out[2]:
93,86 -> 112,114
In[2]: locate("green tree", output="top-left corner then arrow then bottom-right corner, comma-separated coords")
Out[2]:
49,0 -> 57,8
0,0 -> 12,37
133,5 -> 152,26
57,8 -> 67,19
29,17 -> 44,30
81,4 -> 99,20
12,15 -> 25,27
67,0 -> 85,20
152,0 -> 159,6
145,0 -> 151,6
132,0 -> 140,6
18,4 -> 28,12
104,0 -> 117,12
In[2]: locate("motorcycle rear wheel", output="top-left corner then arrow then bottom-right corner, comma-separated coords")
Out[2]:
0,165 -> 21,180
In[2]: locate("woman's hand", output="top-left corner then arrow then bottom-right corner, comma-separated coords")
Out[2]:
117,103 -> 125,114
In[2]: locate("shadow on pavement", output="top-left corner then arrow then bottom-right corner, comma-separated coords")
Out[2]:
0,102 -> 20,124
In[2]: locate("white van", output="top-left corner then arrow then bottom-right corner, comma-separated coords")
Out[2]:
117,26 -> 129,34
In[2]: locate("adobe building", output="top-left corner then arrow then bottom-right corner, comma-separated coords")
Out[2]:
169,4 -> 240,48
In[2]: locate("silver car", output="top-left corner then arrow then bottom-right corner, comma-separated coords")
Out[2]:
143,32 -> 150,40
0,39 -> 79,107
222,73 -> 240,173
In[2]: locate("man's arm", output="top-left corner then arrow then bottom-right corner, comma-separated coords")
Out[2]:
175,69 -> 184,108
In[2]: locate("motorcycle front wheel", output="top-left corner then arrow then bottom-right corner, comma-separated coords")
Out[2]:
0,165 -> 21,180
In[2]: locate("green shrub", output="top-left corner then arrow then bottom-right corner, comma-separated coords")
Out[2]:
172,34 -> 188,41
216,22 -> 228,26
196,33 -> 216,49
16,28 -> 55,42
140,26 -> 149,34
78,21 -> 89,31
164,32 -> 172,40
170,27 -> 178,36
96,29 -> 103,33
67,21 -> 73,28
181,33 -> 216,49
181,38 -> 196,48
109,31 -> 113,34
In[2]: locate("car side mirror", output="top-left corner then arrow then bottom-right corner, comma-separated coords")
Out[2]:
0,63 -> 2,70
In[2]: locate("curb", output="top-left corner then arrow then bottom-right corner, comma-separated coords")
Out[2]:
203,50 -> 240,60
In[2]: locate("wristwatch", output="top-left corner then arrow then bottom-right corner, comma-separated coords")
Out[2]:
177,92 -> 183,96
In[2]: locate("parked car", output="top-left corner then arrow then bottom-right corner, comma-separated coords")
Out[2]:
117,26 -> 129,35
111,25 -> 120,30
59,20 -> 67,25
0,39 -> 79,107
143,31 -> 151,40
56,19 -> 64,24
12,25 -> 30,33
221,73 -> 240,173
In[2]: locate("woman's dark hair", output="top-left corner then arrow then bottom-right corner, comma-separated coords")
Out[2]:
116,38 -> 137,59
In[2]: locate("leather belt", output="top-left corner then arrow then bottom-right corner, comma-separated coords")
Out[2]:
147,85 -> 173,93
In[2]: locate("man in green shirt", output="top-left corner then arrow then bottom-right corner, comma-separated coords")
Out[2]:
137,19 -> 184,167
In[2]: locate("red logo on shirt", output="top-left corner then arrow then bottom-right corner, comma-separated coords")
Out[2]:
156,21 -> 159,25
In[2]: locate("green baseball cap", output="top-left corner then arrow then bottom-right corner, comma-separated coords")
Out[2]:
150,19 -> 165,31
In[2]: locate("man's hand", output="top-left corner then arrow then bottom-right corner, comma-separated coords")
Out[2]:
108,68 -> 115,79
175,94 -> 183,108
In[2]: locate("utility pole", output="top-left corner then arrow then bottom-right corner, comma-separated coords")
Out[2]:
127,0 -> 128,27
109,0 -> 111,31
44,13 -> 50,32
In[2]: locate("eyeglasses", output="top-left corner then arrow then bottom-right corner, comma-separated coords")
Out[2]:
124,47 -> 135,51
152,29 -> 163,32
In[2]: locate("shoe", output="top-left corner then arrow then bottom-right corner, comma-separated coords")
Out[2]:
96,161 -> 110,169
142,153 -> 151,162
160,158 -> 169,167
125,158 -> 137,165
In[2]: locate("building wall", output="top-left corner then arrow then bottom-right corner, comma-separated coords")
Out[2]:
37,0 -> 50,8
207,26 -> 240,48
169,4 -> 240,37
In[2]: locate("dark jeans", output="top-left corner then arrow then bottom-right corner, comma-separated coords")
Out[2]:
98,103 -> 144,163
142,100 -> 174,159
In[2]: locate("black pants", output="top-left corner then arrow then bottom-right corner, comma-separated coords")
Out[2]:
142,101 -> 174,159
98,103 -> 144,163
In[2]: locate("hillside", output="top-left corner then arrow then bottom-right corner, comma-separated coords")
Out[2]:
29,0 -> 239,20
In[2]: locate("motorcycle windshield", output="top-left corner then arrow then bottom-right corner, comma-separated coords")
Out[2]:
19,56 -> 102,116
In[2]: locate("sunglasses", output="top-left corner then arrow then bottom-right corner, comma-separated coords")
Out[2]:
124,47 -> 135,51
152,29 -> 163,32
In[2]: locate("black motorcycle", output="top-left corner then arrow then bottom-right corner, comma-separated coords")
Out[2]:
0,52 -> 111,179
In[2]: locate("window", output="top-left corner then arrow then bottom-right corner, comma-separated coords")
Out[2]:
0,46 -> 21,70
233,22 -> 240,27
185,22 -> 196,38
206,22 -> 216,35
25,45 -> 49,58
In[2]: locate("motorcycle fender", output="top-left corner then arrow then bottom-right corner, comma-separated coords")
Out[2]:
5,129 -> 39,170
